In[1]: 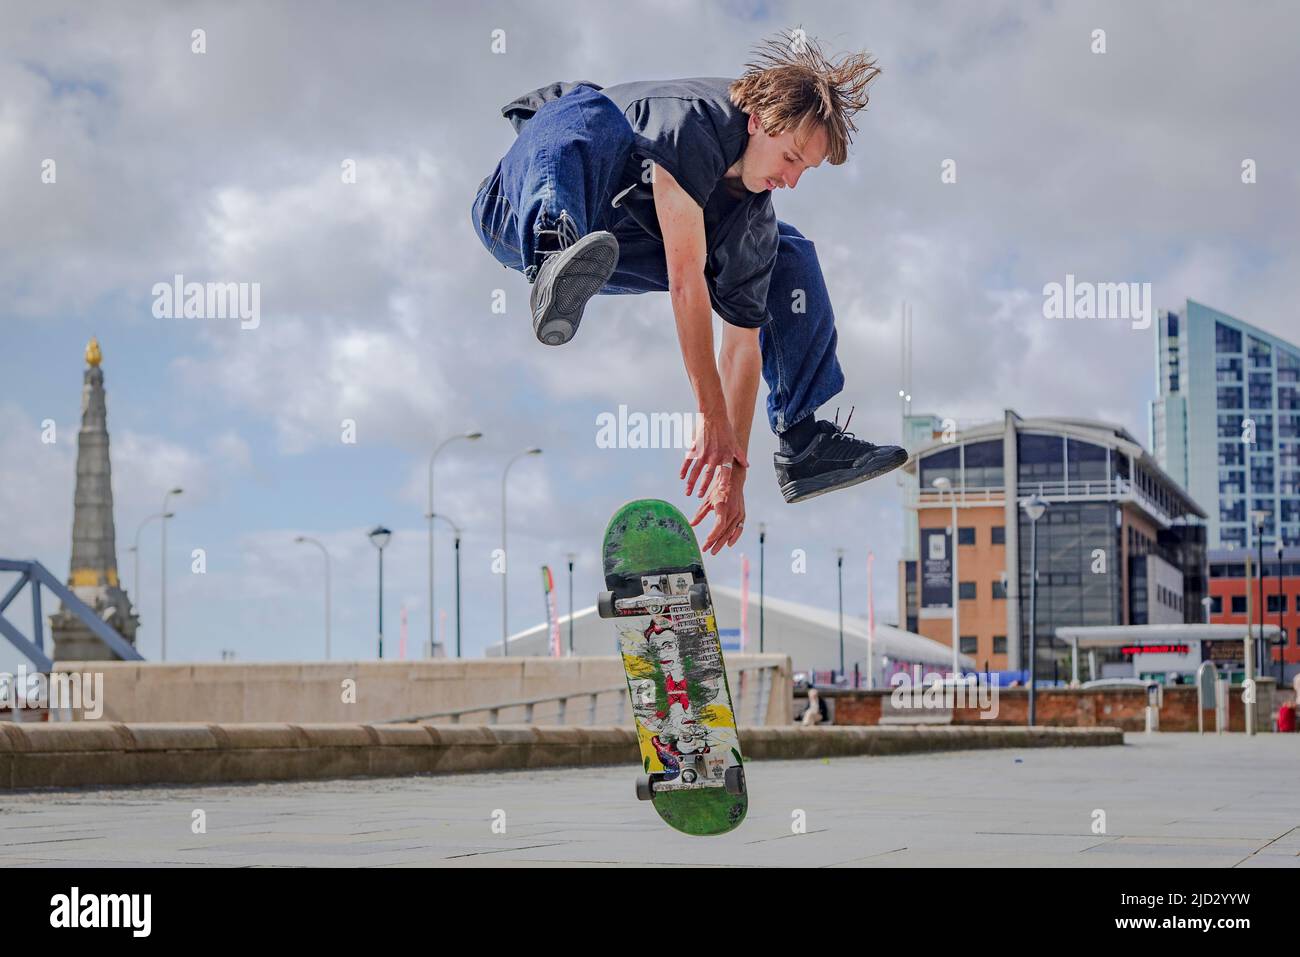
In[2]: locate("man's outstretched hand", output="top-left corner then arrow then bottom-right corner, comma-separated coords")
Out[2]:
680,412 -> 749,499
690,463 -> 746,555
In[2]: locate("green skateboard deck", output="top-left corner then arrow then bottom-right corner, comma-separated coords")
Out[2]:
598,499 -> 747,835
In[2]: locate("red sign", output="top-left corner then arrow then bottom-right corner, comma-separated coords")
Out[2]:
1120,644 -> 1190,656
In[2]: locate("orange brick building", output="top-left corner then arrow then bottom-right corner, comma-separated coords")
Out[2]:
899,411 -> 1208,677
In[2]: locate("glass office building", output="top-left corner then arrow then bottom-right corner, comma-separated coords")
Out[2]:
1152,299 -> 1300,549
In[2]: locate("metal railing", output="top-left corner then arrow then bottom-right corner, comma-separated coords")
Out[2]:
385,664 -> 778,727
909,478 -> 1177,525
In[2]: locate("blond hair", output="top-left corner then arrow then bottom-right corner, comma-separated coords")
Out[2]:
729,33 -> 880,165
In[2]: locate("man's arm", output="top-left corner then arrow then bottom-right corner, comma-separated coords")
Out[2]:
719,323 -> 761,462
694,321 -> 762,553
652,164 -> 749,502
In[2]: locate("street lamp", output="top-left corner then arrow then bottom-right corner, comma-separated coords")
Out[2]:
294,536 -> 331,660
130,511 -> 172,620
1201,595 -> 1213,625
1255,511 -> 1268,675
501,448 -> 543,655
566,552 -> 576,655
1276,541 -> 1286,683
1246,508 -> 1268,735
758,523 -> 767,654
1021,493 -> 1048,727
932,476 -> 959,676
835,547 -> 845,680
430,513 -> 463,658
369,525 -> 392,659
428,431 -> 482,659
160,487 -> 183,661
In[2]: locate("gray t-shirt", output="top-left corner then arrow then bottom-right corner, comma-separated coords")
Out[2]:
502,78 -> 777,329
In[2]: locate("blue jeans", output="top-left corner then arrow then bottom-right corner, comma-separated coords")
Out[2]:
471,85 -> 844,434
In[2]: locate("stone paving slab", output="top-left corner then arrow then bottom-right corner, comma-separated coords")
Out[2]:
0,733 -> 1296,867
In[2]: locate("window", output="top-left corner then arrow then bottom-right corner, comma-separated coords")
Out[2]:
1067,439 -> 1108,482
1216,322 -> 1242,353
1018,433 -> 1065,484
959,636 -> 978,655
1231,595 -> 1247,614
1248,373 -> 1274,409
1267,595 -> 1286,613
958,527 -> 975,546
992,580 -> 1007,599
959,582 -> 977,600
993,635 -> 1007,654
963,440 -> 1004,489
1217,357 -> 1243,382
919,446 -> 960,490
991,525 -> 1006,544
1218,415 -> 1244,439
1210,595 -> 1223,614
1217,386 -> 1243,410
1218,469 -> 1245,495
1249,336 -> 1272,369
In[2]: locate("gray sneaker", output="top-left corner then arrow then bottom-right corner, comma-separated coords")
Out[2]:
530,230 -> 619,346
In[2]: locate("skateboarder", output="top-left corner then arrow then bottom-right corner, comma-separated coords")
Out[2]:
471,34 -> 907,554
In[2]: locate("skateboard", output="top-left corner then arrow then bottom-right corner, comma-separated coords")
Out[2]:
597,498 -> 747,835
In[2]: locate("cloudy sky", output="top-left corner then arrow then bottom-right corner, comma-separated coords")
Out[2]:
2,1 -> 1296,671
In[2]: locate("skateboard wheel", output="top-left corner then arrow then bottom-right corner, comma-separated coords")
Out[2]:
597,590 -> 616,618
725,765 -> 746,796
689,582 -> 710,612
636,776 -> 655,801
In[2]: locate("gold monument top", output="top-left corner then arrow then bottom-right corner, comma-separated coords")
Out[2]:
85,336 -> 102,367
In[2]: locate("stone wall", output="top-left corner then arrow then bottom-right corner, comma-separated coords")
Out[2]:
44,655 -> 792,726
0,722 -> 1123,790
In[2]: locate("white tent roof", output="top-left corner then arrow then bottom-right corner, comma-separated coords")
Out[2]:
499,582 -> 972,671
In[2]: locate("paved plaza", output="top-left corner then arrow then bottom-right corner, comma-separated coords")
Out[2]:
1,733 -> 1297,867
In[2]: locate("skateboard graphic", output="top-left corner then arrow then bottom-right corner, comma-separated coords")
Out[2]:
598,498 -> 747,835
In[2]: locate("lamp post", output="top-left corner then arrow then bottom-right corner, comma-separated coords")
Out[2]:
1258,517 -> 1267,674
758,523 -> 766,654
160,487 -> 183,661
369,525 -> 392,659
1201,595 -> 1213,625
1277,541 -> 1286,683
932,476 -> 959,676
430,513 -> 463,658
131,511 -> 172,619
566,552 -> 575,655
295,535 -> 332,660
1247,508 -> 1267,735
427,431 -> 482,659
501,448 -> 543,655
835,547 -> 845,680
1021,494 -> 1049,727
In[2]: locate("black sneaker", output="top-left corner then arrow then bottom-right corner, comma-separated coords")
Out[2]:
529,223 -> 619,347
774,409 -> 908,504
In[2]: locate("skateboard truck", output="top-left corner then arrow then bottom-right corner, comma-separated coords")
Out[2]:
597,575 -> 710,619
637,762 -> 746,800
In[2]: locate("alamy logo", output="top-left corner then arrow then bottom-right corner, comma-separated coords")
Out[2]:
49,887 -> 151,937
595,405 -> 703,449
152,273 -> 260,329
1041,274 -> 1151,330
0,667 -> 103,719
890,667 -> 999,719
